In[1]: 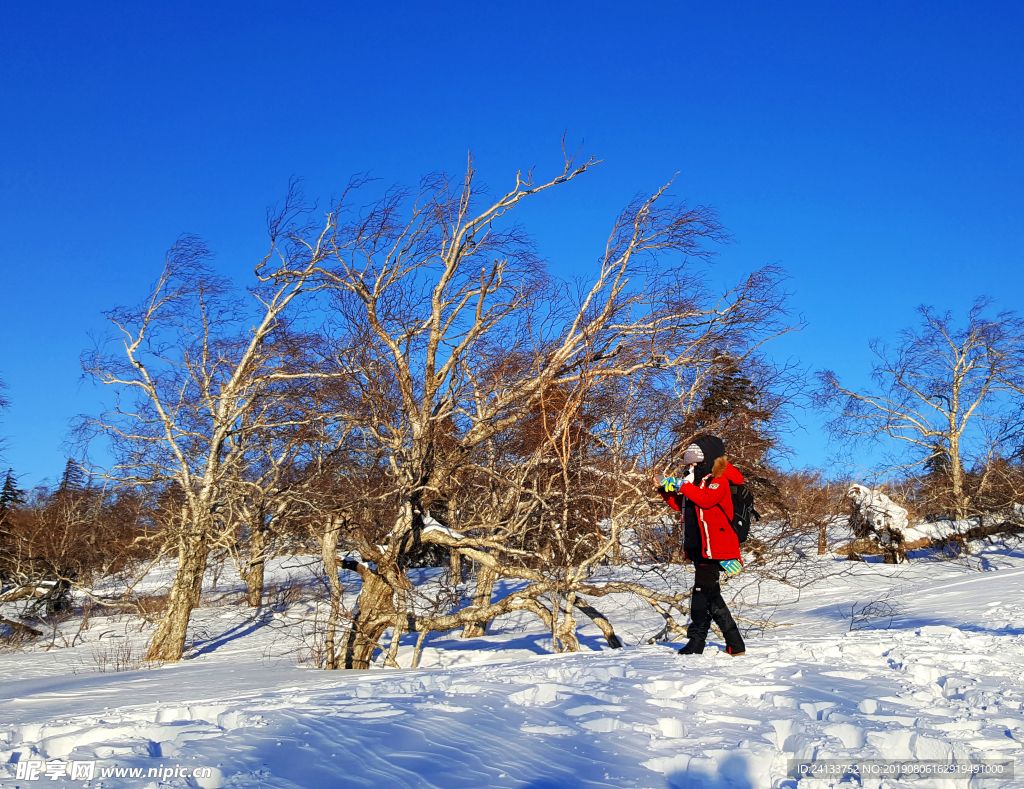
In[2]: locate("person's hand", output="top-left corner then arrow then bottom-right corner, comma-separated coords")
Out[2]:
661,476 -> 680,493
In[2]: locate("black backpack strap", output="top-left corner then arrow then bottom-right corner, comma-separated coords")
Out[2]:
716,482 -> 738,526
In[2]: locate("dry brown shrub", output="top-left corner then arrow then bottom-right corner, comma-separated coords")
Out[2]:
265,579 -> 305,611
768,471 -> 850,555
1,483 -> 158,617
201,589 -> 248,608
134,593 -> 170,620
91,637 -> 144,673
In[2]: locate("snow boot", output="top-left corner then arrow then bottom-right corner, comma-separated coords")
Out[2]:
709,587 -> 746,656
677,639 -> 705,655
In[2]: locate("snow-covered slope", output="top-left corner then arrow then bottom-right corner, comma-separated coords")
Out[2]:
2,543 -> 1023,788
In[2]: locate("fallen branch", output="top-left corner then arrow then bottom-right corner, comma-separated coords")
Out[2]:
0,617 -> 43,637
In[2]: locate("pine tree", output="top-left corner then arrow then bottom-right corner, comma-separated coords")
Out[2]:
674,359 -> 786,515
58,459 -> 87,494
0,468 -> 22,516
677,359 -> 776,468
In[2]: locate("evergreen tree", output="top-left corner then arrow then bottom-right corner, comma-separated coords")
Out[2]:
674,358 -> 787,514
58,458 -> 88,494
0,468 -> 22,516
677,359 -> 777,469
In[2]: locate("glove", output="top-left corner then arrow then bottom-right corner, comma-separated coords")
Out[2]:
720,559 -> 743,576
660,476 -> 681,493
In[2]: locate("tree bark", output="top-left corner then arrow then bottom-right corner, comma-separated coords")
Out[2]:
553,592 -> 580,652
343,568 -> 396,669
462,563 -> 497,638
448,547 -> 462,585
574,598 -> 623,649
243,522 -> 267,607
320,518 -> 343,670
949,432 -> 969,520
145,531 -> 210,662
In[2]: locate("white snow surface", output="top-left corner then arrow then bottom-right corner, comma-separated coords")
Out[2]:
901,521 -> 964,545
2,542 -> 1024,788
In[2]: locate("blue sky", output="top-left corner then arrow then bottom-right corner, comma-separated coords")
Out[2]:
1,2 -> 1022,486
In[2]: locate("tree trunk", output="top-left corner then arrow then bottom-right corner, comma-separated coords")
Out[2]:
320,518 -> 343,670
553,592 -> 580,652
462,563 -> 497,638
817,523 -> 828,555
574,598 -> 623,648
948,425 -> 969,520
448,547 -> 462,585
344,569 -> 396,669
145,532 -> 210,662
243,522 -> 267,607
950,456 -> 968,521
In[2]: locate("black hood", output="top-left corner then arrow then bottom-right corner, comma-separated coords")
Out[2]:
691,434 -> 725,480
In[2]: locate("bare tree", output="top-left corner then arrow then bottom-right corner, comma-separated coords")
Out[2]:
80,190 -> 340,662
73,150 -> 794,669
816,299 -> 1024,519
216,373 -> 351,609
310,149 -> 791,668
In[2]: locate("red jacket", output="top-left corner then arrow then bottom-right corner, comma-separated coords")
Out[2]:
660,461 -> 744,561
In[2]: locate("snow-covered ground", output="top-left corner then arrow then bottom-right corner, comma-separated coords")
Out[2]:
2,540 -> 1023,788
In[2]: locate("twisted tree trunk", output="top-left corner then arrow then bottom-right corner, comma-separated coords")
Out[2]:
574,598 -> 623,648
343,567 -> 397,670
145,530 -> 210,662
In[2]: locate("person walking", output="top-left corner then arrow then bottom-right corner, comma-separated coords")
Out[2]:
657,434 -> 746,656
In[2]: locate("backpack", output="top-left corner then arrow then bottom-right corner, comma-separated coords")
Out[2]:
725,483 -> 760,543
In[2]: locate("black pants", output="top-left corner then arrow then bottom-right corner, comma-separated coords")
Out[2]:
688,559 -> 745,652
